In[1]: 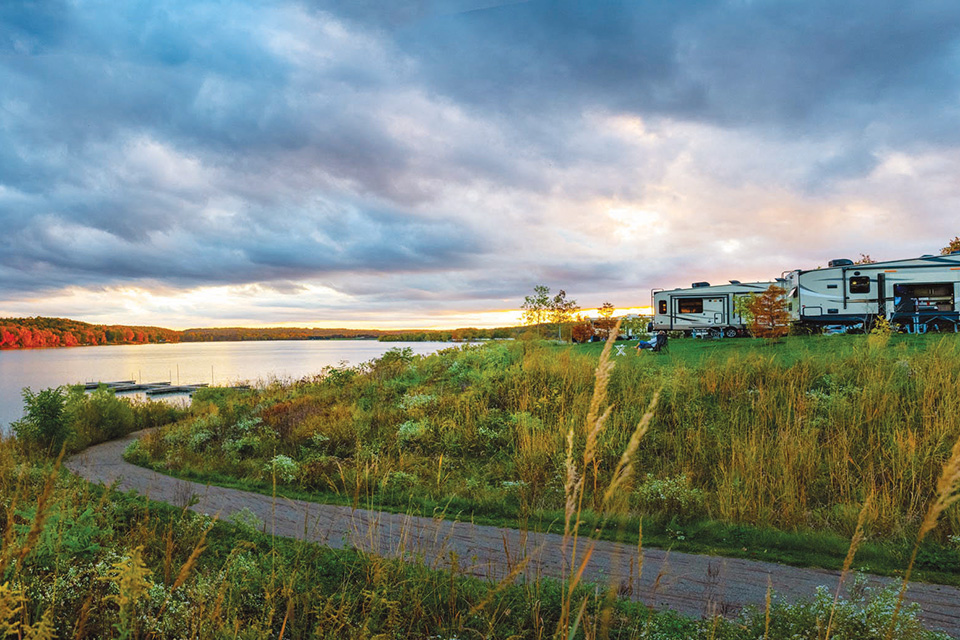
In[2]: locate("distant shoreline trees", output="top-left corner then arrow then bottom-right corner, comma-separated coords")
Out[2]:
0,317 -> 180,350
0,316 -> 524,350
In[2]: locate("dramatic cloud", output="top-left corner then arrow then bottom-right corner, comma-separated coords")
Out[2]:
2,0 -> 960,327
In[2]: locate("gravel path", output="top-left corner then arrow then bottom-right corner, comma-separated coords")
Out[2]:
67,431 -> 960,637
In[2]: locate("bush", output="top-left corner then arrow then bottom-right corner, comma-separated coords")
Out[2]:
397,420 -> 431,451
740,580 -> 950,640
123,439 -> 150,466
13,386 -> 71,454
263,454 -> 299,483
67,386 -> 135,444
635,473 -> 705,522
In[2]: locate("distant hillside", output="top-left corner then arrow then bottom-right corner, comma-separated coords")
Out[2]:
0,317 -> 523,349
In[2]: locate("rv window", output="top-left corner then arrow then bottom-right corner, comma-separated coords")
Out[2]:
849,276 -> 870,294
677,298 -> 703,314
658,300 -> 667,314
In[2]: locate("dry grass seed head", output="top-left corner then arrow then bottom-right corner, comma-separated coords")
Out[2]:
0,582 -> 23,637
888,433 -> 960,640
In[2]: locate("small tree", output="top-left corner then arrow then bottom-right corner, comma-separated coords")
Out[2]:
747,285 -> 791,341
571,317 -> 595,343
549,289 -> 580,341
594,302 -> 617,341
854,254 -> 876,265
13,386 -> 71,454
521,285 -> 551,337
942,237 -> 960,255
734,294 -> 756,326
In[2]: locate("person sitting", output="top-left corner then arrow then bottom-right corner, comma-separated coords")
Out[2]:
636,332 -> 660,352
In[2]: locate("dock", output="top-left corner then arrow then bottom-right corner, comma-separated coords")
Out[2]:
110,382 -> 171,393
83,380 -> 135,390
145,383 -> 210,396
83,381 -> 170,392
82,381 -> 250,396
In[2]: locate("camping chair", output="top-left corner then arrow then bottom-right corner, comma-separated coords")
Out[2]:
650,332 -> 669,353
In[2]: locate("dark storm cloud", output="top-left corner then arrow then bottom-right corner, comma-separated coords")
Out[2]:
0,199 -> 483,294
387,1 -> 960,136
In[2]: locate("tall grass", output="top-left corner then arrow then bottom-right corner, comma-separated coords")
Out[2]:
141,336 -> 960,546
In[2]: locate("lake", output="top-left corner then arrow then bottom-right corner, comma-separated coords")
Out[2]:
0,340 -> 457,432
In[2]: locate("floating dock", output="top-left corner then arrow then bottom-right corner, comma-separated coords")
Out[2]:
83,380 -> 135,390
83,381 -> 250,396
145,383 -> 210,396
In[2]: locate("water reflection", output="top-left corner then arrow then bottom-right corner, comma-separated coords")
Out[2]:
0,341 -> 456,431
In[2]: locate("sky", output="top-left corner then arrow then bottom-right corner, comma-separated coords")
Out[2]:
2,0 -> 960,329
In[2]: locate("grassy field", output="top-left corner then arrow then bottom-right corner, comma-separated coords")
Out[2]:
128,332 -> 960,583
4,332 -> 959,637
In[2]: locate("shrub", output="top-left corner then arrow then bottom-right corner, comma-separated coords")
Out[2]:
740,580 -> 950,640
263,455 -> 299,483
397,420 -> 431,450
13,386 -> 71,454
635,473 -> 705,521
381,471 -> 418,493
123,439 -> 149,467
67,386 -> 134,444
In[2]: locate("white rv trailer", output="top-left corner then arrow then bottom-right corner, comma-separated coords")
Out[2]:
651,281 -> 776,337
783,253 -> 960,332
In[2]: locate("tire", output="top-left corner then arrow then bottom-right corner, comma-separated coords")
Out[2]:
723,327 -> 738,338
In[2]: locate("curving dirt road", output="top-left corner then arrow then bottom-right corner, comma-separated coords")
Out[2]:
67,430 -> 960,637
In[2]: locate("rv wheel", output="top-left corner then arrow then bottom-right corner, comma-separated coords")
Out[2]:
724,327 -> 738,338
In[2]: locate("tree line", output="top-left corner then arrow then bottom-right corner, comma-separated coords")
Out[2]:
0,317 -> 181,349
0,317 -> 526,350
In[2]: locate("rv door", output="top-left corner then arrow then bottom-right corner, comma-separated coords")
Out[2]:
703,297 -> 725,324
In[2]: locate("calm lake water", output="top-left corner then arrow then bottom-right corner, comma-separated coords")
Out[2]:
0,340 -> 456,432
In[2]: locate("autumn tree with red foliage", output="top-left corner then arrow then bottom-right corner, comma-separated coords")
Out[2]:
571,319 -> 595,343
0,317 -> 182,349
747,285 -> 791,341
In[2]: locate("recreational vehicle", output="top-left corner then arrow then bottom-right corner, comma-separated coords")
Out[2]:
651,281 -> 775,337
783,253 -> 960,332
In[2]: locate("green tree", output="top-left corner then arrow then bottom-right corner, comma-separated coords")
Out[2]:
13,386 -> 71,454
942,236 -> 960,255
734,294 -> 756,325
549,290 -> 580,341
521,285 -> 551,337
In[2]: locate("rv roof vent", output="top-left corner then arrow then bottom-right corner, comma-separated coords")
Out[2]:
691,281 -> 710,288
828,258 -> 854,267
951,249 -> 960,255
729,280 -> 741,284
